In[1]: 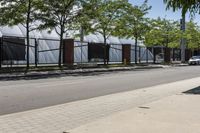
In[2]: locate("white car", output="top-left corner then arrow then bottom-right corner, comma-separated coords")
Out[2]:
188,56 -> 200,65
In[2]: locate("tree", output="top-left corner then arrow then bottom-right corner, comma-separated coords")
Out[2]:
0,0 -> 42,69
185,21 -> 200,50
145,18 -> 181,48
163,0 -> 200,62
84,0 -> 130,64
37,0 -> 83,67
116,0 -> 151,64
163,0 -> 192,62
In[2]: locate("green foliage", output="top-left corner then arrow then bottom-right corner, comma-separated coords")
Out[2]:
37,0 -> 82,36
83,0 -> 130,44
145,18 -> 181,48
163,0 -> 200,16
185,21 -> 200,49
145,17 -> 200,49
115,0 -> 151,41
0,0 -> 41,28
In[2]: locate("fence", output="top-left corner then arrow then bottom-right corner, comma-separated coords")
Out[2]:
0,36 -> 195,70
74,41 -> 88,63
37,38 -> 60,65
131,46 -> 154,64
0,36 -> 37,68
147,47 -> 184,64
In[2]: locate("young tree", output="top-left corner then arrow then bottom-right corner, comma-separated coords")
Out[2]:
37,0 -> 83,67
116,0 -> 151,64
84,0 -> 130,64
0,0 -> 42,69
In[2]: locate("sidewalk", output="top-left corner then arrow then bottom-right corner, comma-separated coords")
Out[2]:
69,93 -> 200,133
0,77 -> 199,133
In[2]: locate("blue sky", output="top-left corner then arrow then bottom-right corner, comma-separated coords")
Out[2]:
129,0 -> 200,23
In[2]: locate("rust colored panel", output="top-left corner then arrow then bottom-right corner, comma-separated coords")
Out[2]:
63,39 -> 74,65
122,44 -> 131,64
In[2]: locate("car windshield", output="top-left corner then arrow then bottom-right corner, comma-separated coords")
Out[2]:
191,56 -> 200,59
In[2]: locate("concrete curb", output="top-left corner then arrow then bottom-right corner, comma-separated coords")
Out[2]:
0,65 -> 164,80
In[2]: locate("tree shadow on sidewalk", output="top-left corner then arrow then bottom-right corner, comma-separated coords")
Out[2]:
183,86 -> 200,95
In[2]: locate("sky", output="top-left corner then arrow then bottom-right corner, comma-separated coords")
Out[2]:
129,0 -> 200,23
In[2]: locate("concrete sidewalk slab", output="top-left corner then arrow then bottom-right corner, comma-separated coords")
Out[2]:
69,94 -> 200,133
0,77 -> 199,133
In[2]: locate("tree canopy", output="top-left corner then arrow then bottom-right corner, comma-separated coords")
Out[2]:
185,21 -> 200,49
145,17 -> 181,48
84,0 -> 130,44
144,17 -> 200,50
163,0 -> 200,16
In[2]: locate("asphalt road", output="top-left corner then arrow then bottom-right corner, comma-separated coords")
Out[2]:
0,66 -> 200,115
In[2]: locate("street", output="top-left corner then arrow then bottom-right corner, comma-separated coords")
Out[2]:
0,66 -> 200,115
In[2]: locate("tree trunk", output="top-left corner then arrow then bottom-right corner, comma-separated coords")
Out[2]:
59,26 -> 64,68
26,0 -> 31,70
103,34 -> 107,65
135,36 -> 138,64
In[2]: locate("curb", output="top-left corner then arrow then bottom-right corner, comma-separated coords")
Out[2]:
0,66 -> 164,80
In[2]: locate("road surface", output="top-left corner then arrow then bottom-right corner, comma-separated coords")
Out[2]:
0,66 -> 200,115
